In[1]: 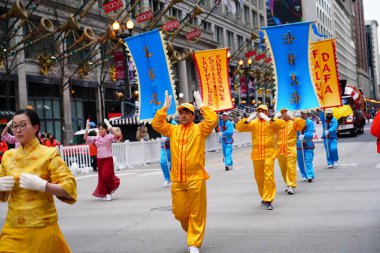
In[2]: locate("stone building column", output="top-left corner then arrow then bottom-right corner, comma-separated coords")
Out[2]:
178,59 -> 190,102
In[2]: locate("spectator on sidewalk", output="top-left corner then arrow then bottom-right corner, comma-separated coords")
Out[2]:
136,125 -> 149,141
1,120 -> 20,149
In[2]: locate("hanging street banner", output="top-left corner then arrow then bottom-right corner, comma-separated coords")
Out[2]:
113,49 -> 125,80
193,48 -> 233,111
124,30 -> 177,122
261,21 -> 321,111
310,39 -> 342,108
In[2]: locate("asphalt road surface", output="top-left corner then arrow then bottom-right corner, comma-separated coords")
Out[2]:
1,122 -> 379,253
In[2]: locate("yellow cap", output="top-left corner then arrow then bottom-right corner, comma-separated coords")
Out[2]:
177,103 -> 195,114
280,108 -> 288,113
256,104 -> 268,111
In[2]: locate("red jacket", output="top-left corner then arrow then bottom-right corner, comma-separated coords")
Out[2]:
0,140 -> 8,162
370,112 -> 380,153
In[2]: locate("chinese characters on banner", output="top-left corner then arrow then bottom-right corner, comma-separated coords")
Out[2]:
124,30 -> 177,122
261,22 -> 320,111
193,48 -> 233,111
310,39 -> 342,108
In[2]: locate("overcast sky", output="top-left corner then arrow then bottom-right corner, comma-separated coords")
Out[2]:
363,0 -> 380,41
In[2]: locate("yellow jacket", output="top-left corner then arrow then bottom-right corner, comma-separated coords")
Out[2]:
276,117 -> 306,157
236,117 -> 286,160
152,106 -> 218,182
0,138 -> 77,227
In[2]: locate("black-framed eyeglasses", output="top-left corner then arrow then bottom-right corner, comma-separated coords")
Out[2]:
10,123 -> 29,131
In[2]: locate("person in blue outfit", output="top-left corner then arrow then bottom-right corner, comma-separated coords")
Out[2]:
218,112 -> 234,171
320,108 -> 339,168
296,111 -> 316,182
160,117 -> 177,187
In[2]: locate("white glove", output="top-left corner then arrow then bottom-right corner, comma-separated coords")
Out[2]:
274,112 -> 281,119
325,130 -> 329,136
163,90 -> 172,109
104,119 -> 113,130
287,110 -> 294,119
259,112 -> 271,122
85,119 -> 90,130
193,90 -> 204,108
6,120 -> 12,128
299,134 -> 304,140
20,173 -> 47,192
246,112 -> 257,123
0,176 -> 15,192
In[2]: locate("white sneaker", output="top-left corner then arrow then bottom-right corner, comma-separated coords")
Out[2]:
285,186 -> 289,192
287,187 -> 295,195
163,180 -> 171,187
188,246 -> 199,253
333,162 -> 339,167
328,164 -> 333,169
106,194 -> 112,201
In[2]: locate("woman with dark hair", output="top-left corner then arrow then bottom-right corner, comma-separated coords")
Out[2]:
84,120 -> 121,201
45,133 -> 60,147
0,109 -> 77,252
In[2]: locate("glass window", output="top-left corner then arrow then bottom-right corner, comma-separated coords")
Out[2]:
227,31 -> 234,51
260,15 -> 265,28
202,20 -> 211,32
53,100 -> 60,118
215,25 -> 223,44
54,121 -> 62,143
44,100 -> 52,119
36,100 -> 44,118
170,7 -> 182,20
237,35 -> 244,48
244,6 -> 250,25
46,121 -> 54,136
252,10 -> 258,28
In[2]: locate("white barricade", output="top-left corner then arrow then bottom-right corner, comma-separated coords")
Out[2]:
112,139 -> 161,169
60,145 -> 92,174
61,132 -> 253,171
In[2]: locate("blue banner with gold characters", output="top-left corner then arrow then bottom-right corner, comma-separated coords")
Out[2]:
124,30 -> 177,122
261,21 -> 320,111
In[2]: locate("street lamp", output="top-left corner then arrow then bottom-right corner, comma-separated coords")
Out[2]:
112,19 -> 135,116
179,92 -> 184,105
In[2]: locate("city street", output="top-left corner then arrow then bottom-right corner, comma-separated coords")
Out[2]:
1,122 -> 380,253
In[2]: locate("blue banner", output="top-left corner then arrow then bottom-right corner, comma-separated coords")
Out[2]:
261,22 -> 320,111
124,30 -> 177,122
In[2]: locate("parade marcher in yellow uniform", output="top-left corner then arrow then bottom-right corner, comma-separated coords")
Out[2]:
0,109 -> 77,253
236,105 -> 286,210
274,109 -> 306,195
152,90 -> 218,253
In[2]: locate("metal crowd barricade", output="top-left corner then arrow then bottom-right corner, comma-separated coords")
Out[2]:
60,132 -> 253,172
59,145 -> 92,173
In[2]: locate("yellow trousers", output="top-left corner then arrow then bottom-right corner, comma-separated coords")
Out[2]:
0,222 -> 71,253
171,180 -> 207,247
278,155 -> 297,188
252,159 -> 276,202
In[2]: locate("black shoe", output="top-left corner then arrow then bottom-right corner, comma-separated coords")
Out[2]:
225,165 -> 229,171
307,178 -> 313,183
263,201 -> 273,210
260,200 -> 265,206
